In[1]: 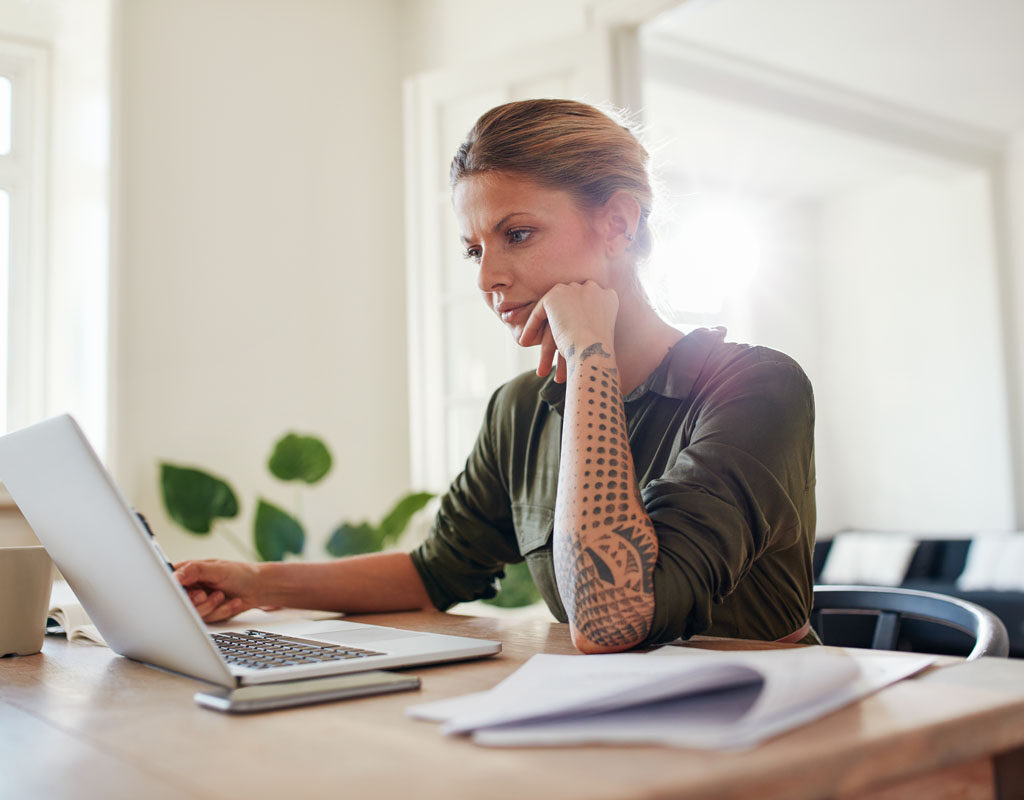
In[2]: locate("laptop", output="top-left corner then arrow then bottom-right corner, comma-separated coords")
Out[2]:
0,414 -> 501,687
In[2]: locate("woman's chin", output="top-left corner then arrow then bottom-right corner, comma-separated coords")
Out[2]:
507,323 -> 527,346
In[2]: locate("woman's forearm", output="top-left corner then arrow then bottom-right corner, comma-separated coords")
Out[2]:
554,341 -> 658,653
257,551 -> 433,613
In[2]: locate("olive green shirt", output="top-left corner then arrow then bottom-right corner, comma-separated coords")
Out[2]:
410,327 -> 817,645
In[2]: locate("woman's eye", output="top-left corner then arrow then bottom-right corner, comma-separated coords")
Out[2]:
507,228 -> 532,245
463,246 -> 482,263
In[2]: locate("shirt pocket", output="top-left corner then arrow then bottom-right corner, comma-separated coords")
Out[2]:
510,502 -> 566,622
511,503 -> 554,556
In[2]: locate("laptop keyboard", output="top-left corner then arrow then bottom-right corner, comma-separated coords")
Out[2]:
212,629 -> 385,670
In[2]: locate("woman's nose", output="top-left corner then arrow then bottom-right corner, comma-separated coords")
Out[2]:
477,253 -> 511,293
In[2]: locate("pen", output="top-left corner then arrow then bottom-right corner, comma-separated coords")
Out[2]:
135,510 -> 175,573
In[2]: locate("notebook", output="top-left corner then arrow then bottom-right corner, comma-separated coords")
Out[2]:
0,414 -> 501,687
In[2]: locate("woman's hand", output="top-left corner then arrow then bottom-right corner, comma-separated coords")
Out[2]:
518,281 -> 619,382
174,559 -> 264,622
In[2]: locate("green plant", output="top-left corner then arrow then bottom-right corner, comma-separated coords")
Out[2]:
159,464 -> 251,558
159,432 -> 541,607
325,491 -> 435,556
487,561 -> 542,608
159,465 -> 239,534
159,432 -> 431,562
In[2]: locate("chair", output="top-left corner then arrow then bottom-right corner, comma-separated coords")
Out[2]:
812,585 -> 1010,660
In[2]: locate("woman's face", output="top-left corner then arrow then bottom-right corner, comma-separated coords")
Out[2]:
453,172 -> 609,344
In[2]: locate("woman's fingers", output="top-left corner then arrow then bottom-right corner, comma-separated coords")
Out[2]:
175,559 -> 224,590
205,597 -> 246,623
537,326 -> 557,378
193,591 -> 226,620
555,352 -> 568,383
194,591 -> 246,623
520,287 -> 600,381
519,299 -> 549,347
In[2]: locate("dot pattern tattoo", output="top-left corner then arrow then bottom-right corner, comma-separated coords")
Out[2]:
554,341 -> 658,649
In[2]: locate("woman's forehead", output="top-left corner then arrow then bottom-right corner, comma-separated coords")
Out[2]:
453,173 -> 579,227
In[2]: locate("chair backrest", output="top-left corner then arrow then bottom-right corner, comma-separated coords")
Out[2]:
812,584 -> 1009,660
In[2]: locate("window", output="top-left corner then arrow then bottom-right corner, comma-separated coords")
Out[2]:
0,41 -> 48,435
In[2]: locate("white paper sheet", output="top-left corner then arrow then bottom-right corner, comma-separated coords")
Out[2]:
408,646 -> 934,750
205,607 -> 344,631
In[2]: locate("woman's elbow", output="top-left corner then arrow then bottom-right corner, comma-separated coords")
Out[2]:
569,622 -> 648,654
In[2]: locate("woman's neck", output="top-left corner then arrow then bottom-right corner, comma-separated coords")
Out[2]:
611,287 -> 684,395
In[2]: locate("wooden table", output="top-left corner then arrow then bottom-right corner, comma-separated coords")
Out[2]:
2,610 -> 1023,800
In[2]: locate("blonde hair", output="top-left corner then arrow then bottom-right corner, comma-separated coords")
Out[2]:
450,99 -> 654,261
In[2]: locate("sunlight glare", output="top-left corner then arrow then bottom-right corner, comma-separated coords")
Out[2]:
649,199 -> 763,317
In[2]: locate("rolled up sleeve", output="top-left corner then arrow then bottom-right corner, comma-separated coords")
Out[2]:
641,358 -> 815,644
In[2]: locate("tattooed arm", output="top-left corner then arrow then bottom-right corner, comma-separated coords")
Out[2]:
520,281 -> 658,653
553,340 -> 658,652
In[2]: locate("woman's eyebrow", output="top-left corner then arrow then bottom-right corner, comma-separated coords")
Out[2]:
491,212 -> 528,233
460,212 -> 529,243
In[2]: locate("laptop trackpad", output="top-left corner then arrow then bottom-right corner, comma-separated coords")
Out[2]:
313,628 -> 427,645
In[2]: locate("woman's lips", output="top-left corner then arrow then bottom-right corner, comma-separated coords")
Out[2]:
498,302 -> 533,324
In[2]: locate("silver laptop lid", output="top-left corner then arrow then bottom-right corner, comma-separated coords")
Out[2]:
0,414 -> 234,687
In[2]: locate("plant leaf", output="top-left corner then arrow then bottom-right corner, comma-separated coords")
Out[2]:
325,522 -> 385,557
159,464 -> 239,534
267,433 -> 332,484
377,491 -> 435,546
483,561 -> 542,608
253,499 -> 305,561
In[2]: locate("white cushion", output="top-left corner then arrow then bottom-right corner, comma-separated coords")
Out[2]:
956,533 -> 1024,591
819,531 -> 919,587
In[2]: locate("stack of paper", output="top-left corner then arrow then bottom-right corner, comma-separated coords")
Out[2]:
48,581 -> 107,646
407,646 -> 934,749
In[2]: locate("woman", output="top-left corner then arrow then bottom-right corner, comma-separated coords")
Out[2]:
175,99 -> 817,653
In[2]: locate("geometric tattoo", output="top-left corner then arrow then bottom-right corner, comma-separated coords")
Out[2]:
580,342 -> 610,362
554,341 -> 658,649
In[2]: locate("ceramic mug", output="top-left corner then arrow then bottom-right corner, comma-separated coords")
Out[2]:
0,545 -> 53,657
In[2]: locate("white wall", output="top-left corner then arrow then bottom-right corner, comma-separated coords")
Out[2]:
644,120 -> 1016,534
694,170 -> 1017,535
397,0 -> 592,76
115,0 -> 409,562
1008,131 -> 1024,528
815,171 -> 1015,532
0,1 -> 57,39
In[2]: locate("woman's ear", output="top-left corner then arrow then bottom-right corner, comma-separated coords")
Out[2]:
598,191 -> 642,258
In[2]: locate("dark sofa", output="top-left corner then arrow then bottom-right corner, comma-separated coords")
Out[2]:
813,538 -> 1024,658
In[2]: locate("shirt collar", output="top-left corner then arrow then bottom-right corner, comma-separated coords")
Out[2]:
539,327 -> 726,415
